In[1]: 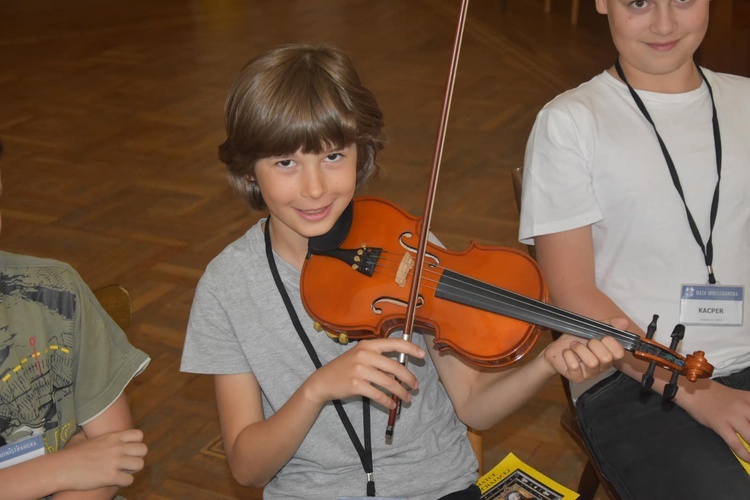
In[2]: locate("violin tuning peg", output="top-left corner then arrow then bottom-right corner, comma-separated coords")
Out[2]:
641,360 -> 657,392
663,384 -> 678,403
645,314 -> 659,340
640,359 -> 657,402
669,324 -> 685,350
662,371 -> 680,405
641,372 -> 654,391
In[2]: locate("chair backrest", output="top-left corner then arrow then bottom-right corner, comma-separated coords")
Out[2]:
93,284 -> 132,331
467,427 -> 483,475
511,165 -> 523,213
511,166 -> 536,260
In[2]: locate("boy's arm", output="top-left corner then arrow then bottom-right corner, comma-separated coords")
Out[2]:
217,371 -> 352,488
426,225 -> 624,430
0,394 -> 146,500
429,325 -> 623,431
215,372 -> 312,488
216,338 -> 424,488
50,393 -> 147,499
533,226 -> 750,462
0,443 -> 86,500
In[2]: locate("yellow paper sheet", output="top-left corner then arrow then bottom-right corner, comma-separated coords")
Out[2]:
477,452 -> 579,499
734,434 -> 750,474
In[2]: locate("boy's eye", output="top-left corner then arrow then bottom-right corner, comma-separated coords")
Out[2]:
276,159 -> 295,168
325,153 -> 343,162
630,0 -> 649,8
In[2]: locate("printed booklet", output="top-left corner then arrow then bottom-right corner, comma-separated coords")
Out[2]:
476,452 -> 578,500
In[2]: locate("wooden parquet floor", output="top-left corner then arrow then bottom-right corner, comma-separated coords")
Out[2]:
0,1 -> 622,498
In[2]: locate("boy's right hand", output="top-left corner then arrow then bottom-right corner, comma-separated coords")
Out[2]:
683,382 -> 750,463
305,338 -> 426,410
59,428 -> 147,491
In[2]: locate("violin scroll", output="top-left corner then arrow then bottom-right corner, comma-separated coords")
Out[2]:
683,350 -> 713,382
633,337 -> 714,382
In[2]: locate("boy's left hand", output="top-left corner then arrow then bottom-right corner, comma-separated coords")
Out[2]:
543,329 -> 625,383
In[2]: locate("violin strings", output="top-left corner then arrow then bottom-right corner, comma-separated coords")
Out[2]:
432,269 -> 639,348
367,249 -> 640,350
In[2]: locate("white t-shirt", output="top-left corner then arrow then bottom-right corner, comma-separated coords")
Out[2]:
519,69 -> 750,380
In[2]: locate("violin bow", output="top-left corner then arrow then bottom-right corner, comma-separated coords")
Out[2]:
386,0 -> 471,442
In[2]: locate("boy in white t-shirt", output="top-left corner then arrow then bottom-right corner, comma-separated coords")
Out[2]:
520,1 -> 750,498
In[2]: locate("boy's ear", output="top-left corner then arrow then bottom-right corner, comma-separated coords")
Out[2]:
595,0 -> 608,15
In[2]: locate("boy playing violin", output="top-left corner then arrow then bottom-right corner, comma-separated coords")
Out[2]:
181,43 -> 623,499
520,0 -> 750,497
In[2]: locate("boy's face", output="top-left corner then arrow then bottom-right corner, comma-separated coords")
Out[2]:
254,143 -> 357,255
597,0 -> 709,90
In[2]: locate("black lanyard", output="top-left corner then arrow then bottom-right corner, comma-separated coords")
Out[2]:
614,59 -> 722,284
263,218 -> 376,497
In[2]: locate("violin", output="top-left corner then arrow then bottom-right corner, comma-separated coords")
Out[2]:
301,196 -> 714,383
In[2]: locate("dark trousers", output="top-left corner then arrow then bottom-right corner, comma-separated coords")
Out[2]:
576,370 -> 750,500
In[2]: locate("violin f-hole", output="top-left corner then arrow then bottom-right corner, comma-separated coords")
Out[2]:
399,232 -> 440,267
372,295 -> 425,315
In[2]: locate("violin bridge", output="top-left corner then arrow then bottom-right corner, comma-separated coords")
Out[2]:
396,252 -> 414,287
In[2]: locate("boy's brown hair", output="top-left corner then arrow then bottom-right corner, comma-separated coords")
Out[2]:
219,43 -> 385,210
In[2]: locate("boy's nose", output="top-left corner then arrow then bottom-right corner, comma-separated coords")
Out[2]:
651,4 -> 678,35
301,166 -> 326,199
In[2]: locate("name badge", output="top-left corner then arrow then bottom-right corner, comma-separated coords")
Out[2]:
680,284 -> 744,326
0,434 -> 45,469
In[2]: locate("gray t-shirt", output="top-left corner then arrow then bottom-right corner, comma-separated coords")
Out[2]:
181,220 -> 478,499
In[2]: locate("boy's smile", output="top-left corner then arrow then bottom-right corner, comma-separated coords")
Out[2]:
295,204 -> 333,222
597,0 -> 710,92
255,144 -> 357,268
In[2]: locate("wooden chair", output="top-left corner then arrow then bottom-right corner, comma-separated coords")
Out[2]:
93,284 -> 132,332
467,427 -> 484,475
510,166 -> 619,500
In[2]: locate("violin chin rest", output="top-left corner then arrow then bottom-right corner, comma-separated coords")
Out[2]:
308,200 -> 354,253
